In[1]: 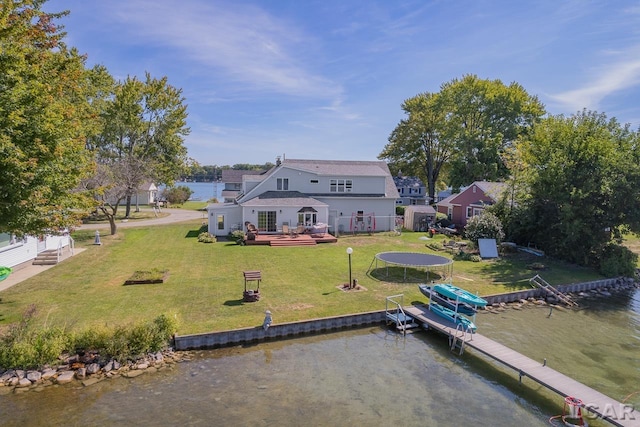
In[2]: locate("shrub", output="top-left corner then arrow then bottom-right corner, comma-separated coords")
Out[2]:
198,232 -> 216,243
161,185 -> 193,205
464,212 -> 505,245
229,230 -> 245,245
0,306 -> 72,369
598,243 -> 637,277
0,312 -> 179,370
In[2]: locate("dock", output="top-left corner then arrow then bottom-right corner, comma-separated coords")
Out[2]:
403,305 -> 640,427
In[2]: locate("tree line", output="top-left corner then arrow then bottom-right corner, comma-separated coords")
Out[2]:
0,1 -> 190,236
380,75 -> 640,276
180,162 -> 274,182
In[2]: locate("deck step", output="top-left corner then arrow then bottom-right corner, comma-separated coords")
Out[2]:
32,250 -> 59,265
270,239 -> 317,247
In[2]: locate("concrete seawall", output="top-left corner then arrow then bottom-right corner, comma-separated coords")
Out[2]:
174,310 -> 386,350
174,277 -> 633,351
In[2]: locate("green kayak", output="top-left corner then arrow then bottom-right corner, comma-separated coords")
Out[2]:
0,266 -> 12,281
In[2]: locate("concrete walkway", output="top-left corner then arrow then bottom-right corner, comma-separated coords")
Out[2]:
0,207 -> 206,292
77,207 -> 205,230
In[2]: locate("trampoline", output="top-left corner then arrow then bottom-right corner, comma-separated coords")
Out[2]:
367,251 -> 453,282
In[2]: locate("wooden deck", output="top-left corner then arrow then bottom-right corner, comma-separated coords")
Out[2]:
245,232 -> 337,247
404,305 -> 640,427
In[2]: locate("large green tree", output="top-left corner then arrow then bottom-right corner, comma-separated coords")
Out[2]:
440,75 -> 546,189
0,0 -> 97,236
509,110 -> 640,273
379,92 -> 451,202
87,73 -> 190,234
380,75 -> 545,201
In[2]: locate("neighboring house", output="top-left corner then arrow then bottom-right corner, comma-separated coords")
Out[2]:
207,159 -> 399,236
393,175 -> 428,206
403,205 -> 437,231
435,181 -> 507,227
220,169 -> 267,203
436,188 -> 452,203
107,182 -> 158,206
0,231 -> 71,268
133,182 -> 158,206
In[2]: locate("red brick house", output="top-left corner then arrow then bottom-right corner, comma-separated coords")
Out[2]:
436,181 -> 507,227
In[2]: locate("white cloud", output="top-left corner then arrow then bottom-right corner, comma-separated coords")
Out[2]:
111,0 -> 342,99
548,55 -> 640,112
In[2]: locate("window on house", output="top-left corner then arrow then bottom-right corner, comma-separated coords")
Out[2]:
447,207 -> 453,220
298,212 -> 317,225
0,233 -> 10,249
330,179 -> 352,193
277,178 -> 289,191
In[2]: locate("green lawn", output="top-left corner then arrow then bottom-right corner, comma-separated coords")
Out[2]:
0,221 -> 604,335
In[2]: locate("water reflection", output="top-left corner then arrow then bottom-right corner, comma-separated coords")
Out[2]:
0,289 -> 637,427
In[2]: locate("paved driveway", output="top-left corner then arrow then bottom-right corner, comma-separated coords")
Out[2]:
78,207 -> 205,230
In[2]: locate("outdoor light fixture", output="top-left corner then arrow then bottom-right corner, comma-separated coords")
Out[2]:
346,247 -> 353,288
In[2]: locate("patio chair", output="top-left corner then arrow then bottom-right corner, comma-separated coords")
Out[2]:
282,224 -> 290,236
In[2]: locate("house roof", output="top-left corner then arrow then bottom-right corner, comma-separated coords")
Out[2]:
282,158 -> 399,198
221,169 -> 267,183
436,181 -> 507,208
393,175 -> 425,188
240,191 -> 327,208
473,181 -> 508,202
404,205 -> 436,214
436,193 -> 459,207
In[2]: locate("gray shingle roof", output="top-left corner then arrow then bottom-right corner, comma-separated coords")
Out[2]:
282,158 -> 399,198
221,169 -> 267,183
241,191 -> 327,207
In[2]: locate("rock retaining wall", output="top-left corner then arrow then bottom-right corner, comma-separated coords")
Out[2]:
0,349 -> 188,395
483,277 -> 629,304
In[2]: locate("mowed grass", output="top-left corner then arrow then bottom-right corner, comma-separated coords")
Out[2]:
0,221 -> 604,335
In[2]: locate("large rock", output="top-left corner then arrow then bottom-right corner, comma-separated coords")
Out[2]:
26,371 -> 41,382
86,363 -> 100,375
16,378 -> 32,388
0,370 -> 15,382
123,370 -> 144,378
75,368 -> 86,379
56,371 -> 75,384
41,368 -> 57,380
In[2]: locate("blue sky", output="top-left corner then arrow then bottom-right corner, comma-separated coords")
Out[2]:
45,0 -> 640,166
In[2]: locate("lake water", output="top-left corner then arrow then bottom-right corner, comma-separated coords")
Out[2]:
0,289 -> 637,426
160,181 -> 224,202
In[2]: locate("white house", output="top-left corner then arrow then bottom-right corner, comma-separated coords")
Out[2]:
0,231 -> 72,268
206,159 -> 400,237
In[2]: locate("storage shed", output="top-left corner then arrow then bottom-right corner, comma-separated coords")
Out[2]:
403,205 -> 436,231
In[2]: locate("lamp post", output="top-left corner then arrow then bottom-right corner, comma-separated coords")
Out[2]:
346,247 -> 353,288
